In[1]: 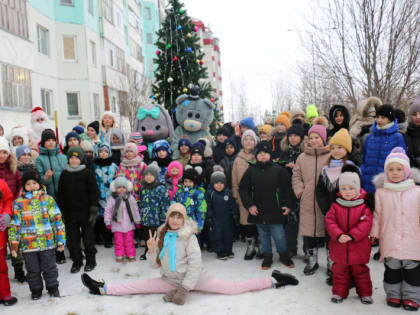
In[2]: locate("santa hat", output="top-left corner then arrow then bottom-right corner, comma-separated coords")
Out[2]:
30,107 -> 49,123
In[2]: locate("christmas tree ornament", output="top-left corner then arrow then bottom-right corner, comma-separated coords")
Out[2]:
151,95 -> 155,99
173,108 -> 177,113
177,25 -> 182,30
186,47 -> 192,53
194,26 -> 199,32
182,87 -> 188,93
155,93 -> 160,98
167,77 -> 174,83
196,59 -> 200,64
216,108 -> 220,112
200,60 -> 204,65
179,9 -> 185,14
173,56 -> 179,61
187,33 -> 192,38
166,44 -> 172,49
210,98 -> 215,102
155,50 -> 161,55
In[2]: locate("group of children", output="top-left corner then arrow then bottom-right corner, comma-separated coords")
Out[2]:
0,97 -> 419,309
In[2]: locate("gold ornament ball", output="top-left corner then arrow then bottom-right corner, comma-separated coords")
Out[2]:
182,88 -> 188,93
155,93 -> 159,98
187,33 -> 192,38
196,59 -> 200,64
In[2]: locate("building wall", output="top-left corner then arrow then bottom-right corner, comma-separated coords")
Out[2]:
142,0 -> 162,78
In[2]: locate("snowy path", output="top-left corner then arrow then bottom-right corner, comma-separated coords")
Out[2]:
4,241 -> 398,315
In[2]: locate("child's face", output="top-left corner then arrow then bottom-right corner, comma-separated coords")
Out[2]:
171,167 -> 180,176
180,145 -> 190,154
18,153 -> 31,165
191,153 -> 202,164
225,144 -> 235,156
99,150 -> 109,159
386,162 -> 405,183
125,150 -> 136,160
112,135 -> 120,144
411,112 -> 420,127
44,139 -> 56,149
12,136 -> 23,146
144,173 -> 155,184
242,136 -> 255,152
288,134 -> 301,146
184,178 -> 194,187
216,134 -> 227,143
214,181 -> 225,192
330,144 -> 347,160
376,115 -> 391,127
334,111 -> 344,125
0,150 -> 8,163
340,185 -> 357,200
69,156 -> 81,167
168,212 -> 184,230
87,127 -> 97,139
25,179 -> 40,192
275,123 -> 286,134
309,133 -> 324,148
67,137 -> 79,148
116,186 -> 127,195
259,132 -> 269,141
102,115 -> 114,128
85,151 -> 94,159
256,151 -> 270,163
157,150 -> 168,159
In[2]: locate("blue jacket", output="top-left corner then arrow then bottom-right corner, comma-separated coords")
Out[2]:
139,183 -> 170,227
172,185 -> 207,230
94,158 -> 118,217
361,120 -> 406,193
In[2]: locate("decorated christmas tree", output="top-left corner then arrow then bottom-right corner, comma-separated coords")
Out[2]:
152,0 -> 217,124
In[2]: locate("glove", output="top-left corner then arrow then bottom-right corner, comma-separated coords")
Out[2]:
88,206 -> 99,225
0,213 -> 11,231
135,223 -> 141,229
106,225 -> 111,231
163,289 -> 177,303
172,287 -> 188,305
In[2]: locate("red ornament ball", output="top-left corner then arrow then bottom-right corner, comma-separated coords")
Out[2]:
173,56 -> 179,61
210,98 -> 215,102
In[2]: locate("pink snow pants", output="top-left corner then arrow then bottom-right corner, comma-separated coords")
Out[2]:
106,276 -> 272,295
114,231 -> 136,258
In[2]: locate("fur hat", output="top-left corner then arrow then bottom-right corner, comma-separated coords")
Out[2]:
111,174 -> 133,192
384,147 -> 410,180
144,161 -> 161,180
275,114 -> 291,129
408,95 -> 420,118
101,111 -> 116,127
308,124 -> 327,145
30,107 -> 48,124
67,146 -> 84,161
198,138 -> 213,158
328,128 -> 352,153
338,171 -> 361,198
87,121 -> 100,135
72,126 -> 84,135
0,136 -> 10,154
40,129 -> 56,147
80,140 -> 94,153
65,131 -> 80,145
182,168 -> 199,186
255,141 -> 271,156
287,124 -> 305,139
16,145 -> 32,160
241,129 -> 258,146
376,104 -> 395,122
210,165 -> 226,186
7,126 -> 29,147
290,108 -> 306,121
306,104 -> 319,122
124,142 -> 138,155
240,117 -> 256,130
22,169 -> 42,191
178,138 -> 192,149
165,203 -> 187,224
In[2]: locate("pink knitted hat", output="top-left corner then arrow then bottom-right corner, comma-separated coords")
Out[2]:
384,147 -> 410,180
308,124 -> 327,144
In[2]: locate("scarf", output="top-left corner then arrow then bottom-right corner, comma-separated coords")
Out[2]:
325,159 -> 344,184
66,164 -> 86,172
112,192 -> 136,223
384,178 -> 415,192
142,180 -> 160,190
159,231 -> 179,272
336,198 -> 364,207
94,157 -> 113,167
121,155 -> 141,167
376,122 -> 394,130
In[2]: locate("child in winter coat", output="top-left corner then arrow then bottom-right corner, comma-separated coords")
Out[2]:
62,131 -> 80,156
0,179 -> 17,306
57,147 -> 99,274
258,125 -> 273,142
81,203 -> 299,304
109,128 -> 126,166
212,127 -> 230,164
94,142 -> 118,248
306,104 -> 319,125
271,113 -> 291,160
371,147 -> 420,311
118,142 -> 147,201
239,142 -> 295,270
9,170 -> 66,300
177,138 -> 191,169
16,145 -> 35,176
128,132 -> 149,163
100,111 -> 117,143
361,104 -> 406,193
152,139 -> 173,184
186,142 -> 214,188
138,162 -> 170,259
167,161 -> 183,200
220,137 -> 238,189
292,122 -> 330,275
325,171 -> 373,304
404,96 -> 420,168
205,168 -> 237,260
104,175 -> 140,262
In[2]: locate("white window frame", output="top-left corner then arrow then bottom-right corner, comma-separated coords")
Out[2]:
103,0 -> 113,24
90,40 -> 97,66
60,0 -> 74,6
145,7 -> 151,20
1,63 -> 32,110
146,33 -> 153,44
41,89 -> 53,116
93,93 -> 100,119
114,4 -> 124,34
128,6 -> 140,30
37,24 -> 49,56
66,92 -> 80,117
63,35 -> 77,61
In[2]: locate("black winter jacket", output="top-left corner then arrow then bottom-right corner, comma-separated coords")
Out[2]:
404,123 -> 420,168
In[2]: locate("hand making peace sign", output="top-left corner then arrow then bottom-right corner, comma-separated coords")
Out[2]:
147,230 -> 158,252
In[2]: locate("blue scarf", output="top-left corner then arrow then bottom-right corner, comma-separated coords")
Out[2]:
329,159 -> 344,168
159,231 -> 179,271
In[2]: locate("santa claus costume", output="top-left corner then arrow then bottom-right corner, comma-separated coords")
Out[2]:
29,107 -> 50,149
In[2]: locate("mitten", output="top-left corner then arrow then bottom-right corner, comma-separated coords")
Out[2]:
0,213 -> 11,231
172,287 -> 188,305
88,206 -> 99,225
135,223 -> 141,229
106,225 -> 111,231
162,289 -> 177,303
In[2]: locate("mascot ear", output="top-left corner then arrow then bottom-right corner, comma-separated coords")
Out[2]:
203,99 -> 215,110
159,104 -> 174,140
176,94 -> 189,105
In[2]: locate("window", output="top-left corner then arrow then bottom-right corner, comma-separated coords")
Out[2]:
90,41 -> 96,66
146,33 -> 153,44
1,64 -> 32,109
37,25 -> 49,56
130,39 -> 143,62
66,92 -> 79,116
145,7 -> 151,20
41,89 -> 53,116
88,0 -> 94,15
104,40 -> 125,73
108,88 -> 119,114
0,0 -> 28,38
114,4 -> 123,33
116,47 -> 125,73
103,0 -> 113,23
128,6 -> 140,30
93,93 -> 100,119
60,0 -> 74,5
63,36 -> 76,60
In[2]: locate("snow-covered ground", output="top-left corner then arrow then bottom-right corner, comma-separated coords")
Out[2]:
4,241 -> 399,315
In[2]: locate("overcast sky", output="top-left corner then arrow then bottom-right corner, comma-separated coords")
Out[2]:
181,0 -> 310,122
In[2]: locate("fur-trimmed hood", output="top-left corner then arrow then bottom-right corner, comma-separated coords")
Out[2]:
329,105 -> 350,131
373,167 -> 420,189
198,137 -> 213,158
7,126 -> 29,147
280,135 -> 307,151
158,219 -> 198,240
357,96 -> 382,117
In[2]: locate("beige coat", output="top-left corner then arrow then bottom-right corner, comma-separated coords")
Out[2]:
292,145 -> 330,237
146,220 -> 210,291
231,150 -> 256,225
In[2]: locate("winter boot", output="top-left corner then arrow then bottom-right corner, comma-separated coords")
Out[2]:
255,240 -> 264,259
326,250 -> 333,285
0,296 -> 18,306
303,248 -> 319,275
279,253 -> 295,268
261,253 -> 273,270
14,266 -> 26,283
47,287 -> 60,298
271,270 -> 299,287
387,298 -> 402,308
244,237 -> 256,260
403,300 -> 419,311
70,262 -> 83,274
361,296 -> 373,305
81,273 -> 105,295
331,294 -> 344,303
31,289 -> 42,300
55,250 -> 66,264
373,250 -> 380,261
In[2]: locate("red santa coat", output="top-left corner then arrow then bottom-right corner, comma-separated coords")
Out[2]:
0,179 -> 13,248
325,189 -> 372,265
